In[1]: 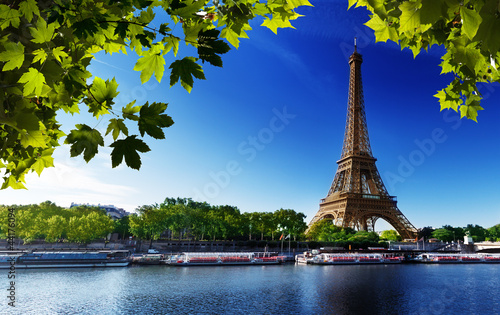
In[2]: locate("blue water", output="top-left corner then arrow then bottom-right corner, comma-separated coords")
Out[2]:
3,264 -> 500,314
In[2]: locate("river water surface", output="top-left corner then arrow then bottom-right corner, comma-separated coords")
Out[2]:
4,263 -> 500,314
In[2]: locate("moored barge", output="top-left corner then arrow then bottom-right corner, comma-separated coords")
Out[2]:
296,253 -> 403,265
163,252 -> 284,266
0,250 -> 131,269
414,253 -> 500,263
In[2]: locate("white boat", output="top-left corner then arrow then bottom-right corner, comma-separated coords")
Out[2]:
163,252 -> 284,266
299,253 -> 402,265
414,253 -> 500,263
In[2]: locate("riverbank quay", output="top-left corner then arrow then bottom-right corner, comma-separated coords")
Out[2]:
0,238 -> 309,256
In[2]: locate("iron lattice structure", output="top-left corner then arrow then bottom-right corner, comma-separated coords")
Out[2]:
307,48 -> 418,240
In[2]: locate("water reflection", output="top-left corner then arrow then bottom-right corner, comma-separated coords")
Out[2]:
6,264 -> 500,314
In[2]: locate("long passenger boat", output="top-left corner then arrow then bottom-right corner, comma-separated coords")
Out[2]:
414,253 -> 500,263
0,250 -> 131,269
163,252 -> 284,266
296,253 -> 403,265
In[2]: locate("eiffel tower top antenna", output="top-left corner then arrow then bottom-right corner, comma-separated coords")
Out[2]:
354,37 -> 357,52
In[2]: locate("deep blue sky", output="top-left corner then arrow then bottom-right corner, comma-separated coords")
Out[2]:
4,1 -> 500,230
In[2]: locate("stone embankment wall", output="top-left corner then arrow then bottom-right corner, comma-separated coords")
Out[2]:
0,239 -> 308,255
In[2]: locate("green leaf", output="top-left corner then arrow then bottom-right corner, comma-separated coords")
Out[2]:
163,35 -> 180,56
0,42 -> 25,71
20,130 -> 47,148
19,0 -> 40,22
122,100 -> 141,121
18,68 -> 47,96
109,135 -> 151,170
32,48 -> 48,65
461,7 -> 482,40
64,124 -> 104,162
73,18 -> 99,39
399,1 -> 424,34
474,2 -> 500,53
30,18 -> 56,44
453,38 -> 484,74
32,148 -> 55,176
261,15 -> 294,35
52,47 -> 68,63
170,0 -> 205,18
15,111 -> 40,130
106,118 -> 129,141
220,23 -> 251,49
90,77 -> 119,104
365,15 -> 398,43
1,176 -> 27,190
138,102 -> 174,139
198,29 -> 231,67
169,57 -> 206,93
459,102 -> 483,122
133,45 -> 165,83
420,0 -> 444,25
434,89 -> 460,111
0,5 -> 21,30
367,0 -> 388,19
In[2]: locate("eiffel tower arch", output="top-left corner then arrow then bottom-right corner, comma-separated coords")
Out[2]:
307,45 -> 418,240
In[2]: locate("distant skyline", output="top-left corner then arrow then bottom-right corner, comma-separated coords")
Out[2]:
2,0 -> 500,231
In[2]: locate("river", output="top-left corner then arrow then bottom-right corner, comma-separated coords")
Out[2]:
3,263 -> 500,314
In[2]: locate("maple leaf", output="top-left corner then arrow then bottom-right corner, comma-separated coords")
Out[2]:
73,18 -> 99,39
0,42 -> 24,71
90,77 -> 119,104
138,102 -> 174,139
32,148 -> 55,176
0,4 -> 21,30
110,136 -> 151,170
198,29 -> 230,67
29,18 -> 55,44
261,15 -> 294,35
459,102 -> 484,122
169,57 -> 205,93
18,68 -> 47,96
64,124 -> 104,162
106,118 -> 129,141
52,47 -> 68,63
19,0 -> 40,22
133,44 -> 165,83
20,130 -> 47,148
32,48 -> 48,64
122,100 -> 141,121
364,15 -> 398,43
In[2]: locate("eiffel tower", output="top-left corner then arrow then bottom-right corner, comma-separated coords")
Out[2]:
307,44 -> 418,240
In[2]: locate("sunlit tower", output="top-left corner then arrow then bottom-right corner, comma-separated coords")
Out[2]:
307,43 -> 418,239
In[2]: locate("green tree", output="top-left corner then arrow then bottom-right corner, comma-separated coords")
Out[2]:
66,211 -> 114,243
128,213 -> 148,240
0,0 -> 312,189
306,219 -> 343,242
273,208 -> 307,241
113,215 -> 131,240
44,215 -> 67,242
487,224 -> 500,241
132,205 -> 169,245
380,229 -> 402,241
351,0 -> 500,121
464,224 -> 488,242
432,228 -> 454,242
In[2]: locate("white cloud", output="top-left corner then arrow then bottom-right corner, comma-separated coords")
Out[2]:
1,160 -> 138,212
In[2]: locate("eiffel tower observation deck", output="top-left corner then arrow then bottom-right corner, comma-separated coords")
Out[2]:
307,44 -> 418,239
